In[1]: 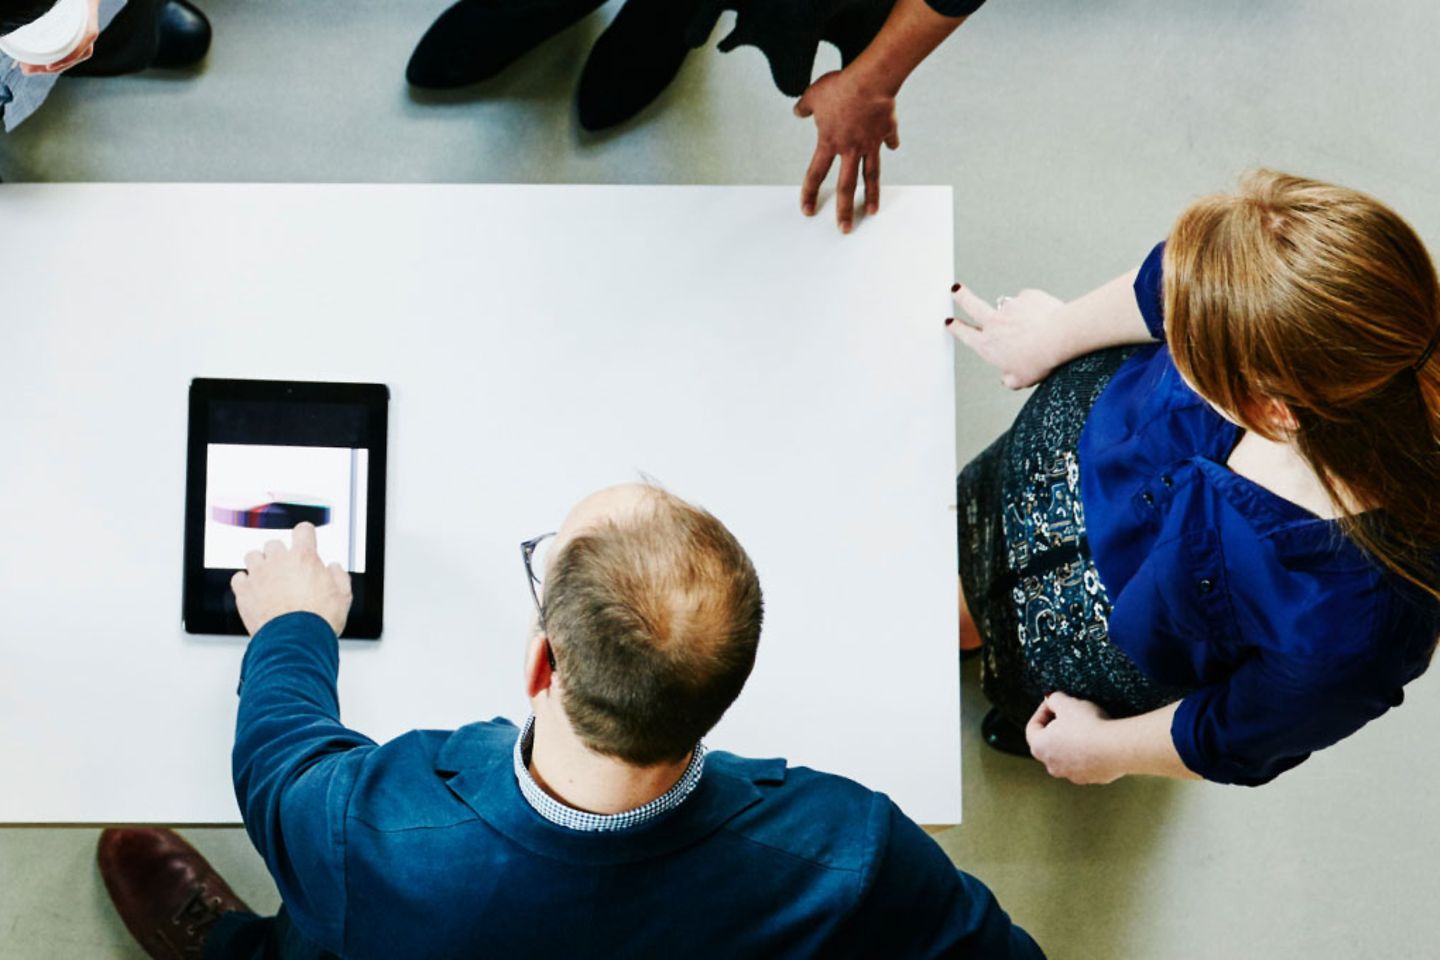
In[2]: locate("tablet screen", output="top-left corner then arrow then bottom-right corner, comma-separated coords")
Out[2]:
204,444 -> 368,573
183,380 -> 389,638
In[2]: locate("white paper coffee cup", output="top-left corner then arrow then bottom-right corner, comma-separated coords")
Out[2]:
0,0 -> 89,67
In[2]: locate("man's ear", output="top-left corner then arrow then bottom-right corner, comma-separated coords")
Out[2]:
524,633 -> 555,700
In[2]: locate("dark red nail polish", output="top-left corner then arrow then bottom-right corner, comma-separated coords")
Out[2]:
945,317 -> 954,326
951,283 -> 960,292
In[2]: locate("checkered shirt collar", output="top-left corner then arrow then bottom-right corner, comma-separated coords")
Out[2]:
512,715 -> 708,832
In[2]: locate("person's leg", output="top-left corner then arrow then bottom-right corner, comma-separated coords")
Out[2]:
407,0 -> 609,89
206,907 -> 338,960
67,0 -> 163,76
67,0 -> 210,77
575,0 -> 901,131
959,576 -> 982,655
205,912 -> 277,960
270,908 -> 340,960
575,0 -> 705,131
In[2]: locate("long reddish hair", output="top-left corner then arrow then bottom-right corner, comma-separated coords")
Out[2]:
1164,170 -> 1440,602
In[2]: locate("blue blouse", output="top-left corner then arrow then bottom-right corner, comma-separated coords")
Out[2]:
1076,243 -> 1439,785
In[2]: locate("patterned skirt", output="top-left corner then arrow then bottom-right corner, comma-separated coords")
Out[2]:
956,347 -> 1192,725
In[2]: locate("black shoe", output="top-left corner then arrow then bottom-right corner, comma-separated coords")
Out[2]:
407,0 -> 607,89
151,0 -> 211,70
981,707 -> 1032,758
576,0 -> 700,131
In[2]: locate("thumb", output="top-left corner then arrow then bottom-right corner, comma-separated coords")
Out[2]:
793,95 -> 813,119
884,130 -> 900,150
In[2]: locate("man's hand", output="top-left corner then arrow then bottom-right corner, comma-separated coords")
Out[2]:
230,522 -> 352,638
948,285 -> 1068,390
794,69 -> 900,234
17,0 -> 101,76
1025,692 -> 1125,785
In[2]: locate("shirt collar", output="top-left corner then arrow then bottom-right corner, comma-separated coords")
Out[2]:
512,715 -> 707,832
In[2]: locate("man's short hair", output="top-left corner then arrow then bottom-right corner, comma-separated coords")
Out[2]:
543,487 -> 763,766
1,0 -> 59,37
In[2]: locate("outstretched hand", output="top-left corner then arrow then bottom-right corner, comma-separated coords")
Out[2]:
947,284 -> 1068,390
230,522 -> 353,638
795,69 -> 900,234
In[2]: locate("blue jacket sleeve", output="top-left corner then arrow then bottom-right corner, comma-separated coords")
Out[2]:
836,796 -> 1045,958
1134,241 -> 1167,341
1171,647 -> 1402,786
926,0 -> 986,15
232,611 -> 377,953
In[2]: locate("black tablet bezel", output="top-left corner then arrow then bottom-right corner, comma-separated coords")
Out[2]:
182,378 -> 389,639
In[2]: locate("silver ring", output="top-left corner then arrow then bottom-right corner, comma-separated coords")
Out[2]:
995,295 -> 1013,309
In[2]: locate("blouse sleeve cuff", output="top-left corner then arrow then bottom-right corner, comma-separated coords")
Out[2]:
1170,690 -> 1297,787
1134,241 -> 1167,342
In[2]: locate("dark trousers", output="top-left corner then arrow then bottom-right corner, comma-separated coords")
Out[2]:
206,907 -> 338,960
68,0 -> 164,76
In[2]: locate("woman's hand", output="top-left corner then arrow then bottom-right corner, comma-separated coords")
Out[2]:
1025,692 -> 1125,785
948,285 -> 1068,390
17,0 -> 101,76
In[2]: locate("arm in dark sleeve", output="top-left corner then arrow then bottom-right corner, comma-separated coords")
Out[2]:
1171,649 -> 1402,786
232,611 -> 377,953
925,0 -> 987,15
838,796 -> 1046,958
1133,241 -> 1167,341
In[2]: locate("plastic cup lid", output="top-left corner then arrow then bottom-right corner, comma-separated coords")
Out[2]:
0,0 -> 89,66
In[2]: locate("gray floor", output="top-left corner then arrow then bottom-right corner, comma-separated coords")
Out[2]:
4,0 -> 1440,957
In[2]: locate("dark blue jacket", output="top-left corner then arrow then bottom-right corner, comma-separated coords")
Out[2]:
233,612 -> 1045,959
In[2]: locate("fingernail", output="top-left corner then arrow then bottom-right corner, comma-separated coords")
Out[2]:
802,203 -> 815,216
945,317 -> 954,326
951,283 -> 960,292
841,221 -> 852,234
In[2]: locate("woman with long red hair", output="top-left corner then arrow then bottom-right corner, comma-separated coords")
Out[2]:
950,170 -> 1440,785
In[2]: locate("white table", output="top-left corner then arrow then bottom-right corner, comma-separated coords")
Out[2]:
0,184 -> 959,824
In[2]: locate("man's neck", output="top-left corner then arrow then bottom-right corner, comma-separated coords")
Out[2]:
527,714 -> 693,816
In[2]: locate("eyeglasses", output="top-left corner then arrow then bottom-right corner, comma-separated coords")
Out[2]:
520,531 -> 558,671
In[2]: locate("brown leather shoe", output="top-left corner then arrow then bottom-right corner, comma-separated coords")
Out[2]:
97,828 -> 251,960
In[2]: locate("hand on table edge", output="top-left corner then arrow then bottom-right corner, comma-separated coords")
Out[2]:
795,0 -> 967,233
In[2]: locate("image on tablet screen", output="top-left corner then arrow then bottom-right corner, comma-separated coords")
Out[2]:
204,443 -> 369,572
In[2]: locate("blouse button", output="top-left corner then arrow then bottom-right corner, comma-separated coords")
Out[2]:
1161,475 -> 1174,487
1141,491 -> 1155,505
1198,578 -> 1215,594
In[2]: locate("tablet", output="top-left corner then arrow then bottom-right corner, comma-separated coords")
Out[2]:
183,379 -> 389,639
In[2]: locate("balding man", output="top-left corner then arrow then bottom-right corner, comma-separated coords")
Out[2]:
97,484 -> 1044,959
